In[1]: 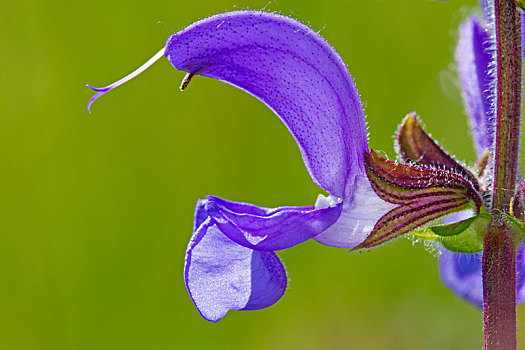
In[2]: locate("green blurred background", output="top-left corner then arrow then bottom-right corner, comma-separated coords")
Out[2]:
2,0 -> 523,349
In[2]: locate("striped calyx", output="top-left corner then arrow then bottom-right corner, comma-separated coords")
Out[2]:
397,113 -> 480,190
355,113 -> 485,250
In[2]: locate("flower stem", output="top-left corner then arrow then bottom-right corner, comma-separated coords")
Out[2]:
483,0 -> 521,349
483,230 -> 517,349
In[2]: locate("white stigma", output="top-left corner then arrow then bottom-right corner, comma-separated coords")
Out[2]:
86,47 -> 166,113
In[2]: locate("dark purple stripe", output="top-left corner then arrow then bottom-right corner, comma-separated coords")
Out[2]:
356,197 -> 469,249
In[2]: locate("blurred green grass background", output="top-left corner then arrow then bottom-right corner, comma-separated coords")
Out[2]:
2,0 -> 523,348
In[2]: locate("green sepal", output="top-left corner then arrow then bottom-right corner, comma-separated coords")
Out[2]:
516,0 -> 525,11
411,212 -> 492,253
503,213 -> 525,243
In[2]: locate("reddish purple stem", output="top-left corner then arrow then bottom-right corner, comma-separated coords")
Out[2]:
483,0 -> 521,349
483,230 -> 517,349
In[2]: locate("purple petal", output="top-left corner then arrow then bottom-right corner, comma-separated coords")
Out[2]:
185,217 -> 287,322
439,249 -> 483,307
313,175 -> 397,248
193,199 -> 208,232
456,15 -> 495,155
517,246 -> 525,302
479,0 -> 493,23
203,195 -> 343,251
164,11 -> 367,198
440,244 -> 525,307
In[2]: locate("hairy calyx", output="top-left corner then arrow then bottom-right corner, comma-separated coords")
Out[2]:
359,113 -> 489,251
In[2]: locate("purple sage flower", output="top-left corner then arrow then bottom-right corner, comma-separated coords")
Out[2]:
88,11 -> 403,322
87,10 -> 518,321
166,12 -> 401,322
438,9 -> 525,307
